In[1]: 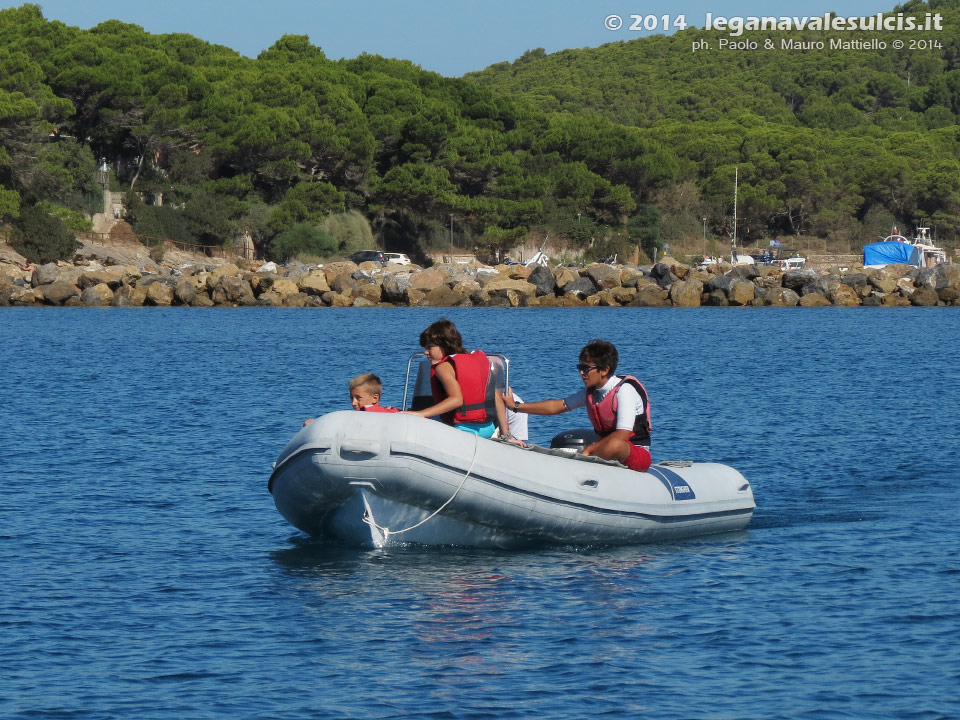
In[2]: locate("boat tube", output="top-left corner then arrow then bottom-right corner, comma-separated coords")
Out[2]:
268,411 -> 756,549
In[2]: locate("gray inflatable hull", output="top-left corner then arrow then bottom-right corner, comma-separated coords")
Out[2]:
269,411 -> 756,548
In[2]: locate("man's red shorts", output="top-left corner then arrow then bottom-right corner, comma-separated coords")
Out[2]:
625,444 -> 652,472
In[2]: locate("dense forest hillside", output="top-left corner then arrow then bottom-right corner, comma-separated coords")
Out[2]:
1,0 -> 959,264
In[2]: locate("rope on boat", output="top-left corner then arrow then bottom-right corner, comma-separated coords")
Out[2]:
362,432 -> 480,542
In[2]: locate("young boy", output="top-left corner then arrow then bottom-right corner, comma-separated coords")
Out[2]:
348,373 -> 398,413
304,373 -> 398,425
501,340 -> 651,471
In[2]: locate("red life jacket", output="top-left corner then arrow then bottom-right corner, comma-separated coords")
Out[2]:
585,375 -> 651,446
430,350 -> 491,425
361,404 -> 399,413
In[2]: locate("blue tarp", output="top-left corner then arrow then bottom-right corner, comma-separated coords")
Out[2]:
863,242 -> 920,266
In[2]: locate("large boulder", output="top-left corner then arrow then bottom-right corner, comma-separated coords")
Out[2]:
669,278 -> 703,307
938,287 -> 960,304
782,269 -> 822,294
145,281 -> 175,306
829,284 -> 861,306
552,266 -> 579,290
882,293 -> 911,307
256,291 -> 282,307
81,283 -> 115,306
481,278 -> 537,304
909,286 -> 939,306
706,273 -> 736,294
420,284 -> 471,307
561,275 -> 599,299
703,289 -> 729,306
324,291 -> 354,307
212,276 -> 255,305
31,262 -> 60,287
271,277 -> 301,297
330,271 -> 357,296
609,286 -> 637,304
868,268 -> 899,294
798,293 -> 831,307
650,262 -> 679,289
729,264 -> 760,281
915,268 -> 938,290
282,292 -> 311,307
205,263 -> 240,290
727,280 -> 755,306
355,282 -> 382,303
496,263 -> 532,280
78,268 -> 123,290
298,270 -> 331,296
408,268 -> 447,291
756,287 -> 800,306
629,285 -> 670,307
527,264 -> 557,296
619,266 -> 647,288
112,284 -> 147,306
583,263 -> 622,290
319,261 -> 358,285
37,281 -> 79,305
381,274 -> 412,304
936,264 -> 960,292
175,277 -> 199,305
0,274 -> 14,306
839,273 -> 869,294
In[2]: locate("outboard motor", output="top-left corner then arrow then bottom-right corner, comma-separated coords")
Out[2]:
550,428 -> 599,454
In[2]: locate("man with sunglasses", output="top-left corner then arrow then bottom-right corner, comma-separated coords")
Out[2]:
501,339 -> 652,472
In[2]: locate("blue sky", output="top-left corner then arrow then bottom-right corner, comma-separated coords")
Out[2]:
14,0 -> 897,76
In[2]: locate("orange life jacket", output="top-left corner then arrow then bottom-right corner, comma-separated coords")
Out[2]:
361,405 -> 399,413
585,375 -> 651,446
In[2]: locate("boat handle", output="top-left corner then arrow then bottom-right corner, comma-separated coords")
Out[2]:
579,479 -> 599,489
340,440 -> 381,455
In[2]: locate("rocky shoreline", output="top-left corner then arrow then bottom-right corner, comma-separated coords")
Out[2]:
2,246 -> 959,308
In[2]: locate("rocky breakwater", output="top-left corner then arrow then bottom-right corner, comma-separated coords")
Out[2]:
2,255 -> 959,308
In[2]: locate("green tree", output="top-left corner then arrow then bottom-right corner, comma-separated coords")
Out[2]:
270,222 -> 336,262
10,203 -> 79,263
628,205 -> 662,260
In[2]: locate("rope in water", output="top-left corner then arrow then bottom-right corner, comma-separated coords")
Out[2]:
362,431 -> 480,541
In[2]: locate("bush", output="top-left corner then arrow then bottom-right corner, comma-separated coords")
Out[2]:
323,210 -> 375,255
270,223 -> 337,262
10,204 -> 80,264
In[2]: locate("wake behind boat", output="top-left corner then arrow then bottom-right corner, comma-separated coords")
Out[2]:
268,410 -> 756,549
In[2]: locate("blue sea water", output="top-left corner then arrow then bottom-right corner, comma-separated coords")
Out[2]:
1,307 -> 958,720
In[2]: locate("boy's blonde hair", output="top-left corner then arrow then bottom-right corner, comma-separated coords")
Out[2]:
348,373 -> 382,395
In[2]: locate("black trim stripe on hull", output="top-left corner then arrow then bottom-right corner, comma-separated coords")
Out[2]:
270,446 -> 753,525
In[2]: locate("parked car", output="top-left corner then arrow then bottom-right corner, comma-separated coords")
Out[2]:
349,250 -> 387,264
384,252 -> 412,266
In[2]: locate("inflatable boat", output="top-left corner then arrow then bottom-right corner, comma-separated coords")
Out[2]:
268,411 -> 756,549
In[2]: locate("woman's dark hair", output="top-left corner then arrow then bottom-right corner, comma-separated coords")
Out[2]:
419,318 -> 466,356
579,339 -> 618,372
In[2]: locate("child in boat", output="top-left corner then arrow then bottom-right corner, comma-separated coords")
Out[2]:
405,318 -> 514,440
501,339 -> 651,471
348,373 -> 398,413
303,373 -> 397,425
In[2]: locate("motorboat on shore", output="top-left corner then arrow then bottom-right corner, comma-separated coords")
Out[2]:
864,226 -> 947,268
268,411 -> 756,549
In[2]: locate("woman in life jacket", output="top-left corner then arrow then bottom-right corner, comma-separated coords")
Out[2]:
500,339 -> 651,472
406,318 -> 512,439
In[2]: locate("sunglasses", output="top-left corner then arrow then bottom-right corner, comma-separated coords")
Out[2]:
576,363 -> 601,374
